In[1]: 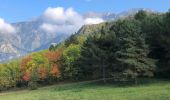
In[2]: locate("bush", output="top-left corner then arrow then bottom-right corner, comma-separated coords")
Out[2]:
0,77 -> 16,91
28,82 -> 38,90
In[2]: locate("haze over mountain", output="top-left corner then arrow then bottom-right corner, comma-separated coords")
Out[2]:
0,8 -> 155,62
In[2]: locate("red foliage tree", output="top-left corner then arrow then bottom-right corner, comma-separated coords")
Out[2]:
23,71 -> 30,81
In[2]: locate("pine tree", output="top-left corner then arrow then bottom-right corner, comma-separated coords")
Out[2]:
113,20 -> 156,82
78,27 -> 116,83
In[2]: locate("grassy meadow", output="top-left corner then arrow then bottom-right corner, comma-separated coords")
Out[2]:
0,79 -> 170,100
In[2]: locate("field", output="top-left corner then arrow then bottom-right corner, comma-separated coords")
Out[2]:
0,79 -> 170,100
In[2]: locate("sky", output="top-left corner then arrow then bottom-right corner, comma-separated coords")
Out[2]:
0,0 -> 169,23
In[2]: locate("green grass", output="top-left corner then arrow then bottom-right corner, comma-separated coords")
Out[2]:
0,79 -> 170,100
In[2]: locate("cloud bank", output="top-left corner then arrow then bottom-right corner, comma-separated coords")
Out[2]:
40,7 -> 104,34
0,18 -> 16,34
0,7 -> 104,35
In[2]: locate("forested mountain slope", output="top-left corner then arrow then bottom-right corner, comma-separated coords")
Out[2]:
0,10 -> 170,91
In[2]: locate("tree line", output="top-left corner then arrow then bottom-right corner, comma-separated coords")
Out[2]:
0,10 -> 170,90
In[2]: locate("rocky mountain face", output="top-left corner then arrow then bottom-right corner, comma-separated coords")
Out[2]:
0,8 -> 155,62
0,43 -> 20,62
12,20 -> 69,51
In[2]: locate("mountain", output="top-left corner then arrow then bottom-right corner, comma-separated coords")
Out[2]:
0,8 -> 155,62
33,33 -> 69,51
0,19 -> 70,62
11,20 -> 68,51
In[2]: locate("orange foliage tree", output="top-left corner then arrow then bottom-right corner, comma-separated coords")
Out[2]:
20,56 -> 32,70
45,49 -> 61,63
20,49 -> 62,82
38,64 -> 47,80
50,64 -> 60,77
20,56 -> 32,81
45,49 -> 61,77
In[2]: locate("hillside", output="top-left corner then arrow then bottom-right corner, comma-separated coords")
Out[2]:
0,10 -> 170,92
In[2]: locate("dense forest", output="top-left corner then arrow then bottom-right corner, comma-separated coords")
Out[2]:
0,10 -> 170,90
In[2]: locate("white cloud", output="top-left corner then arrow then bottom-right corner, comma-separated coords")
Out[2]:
40,7 -> 104,34
41,23 -> 81,34
40,23 -> 57,33
0,18 -> 16,34
43,7 -> 66,24
85,18 -> 104,25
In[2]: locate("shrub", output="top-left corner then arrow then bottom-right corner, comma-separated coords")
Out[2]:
28,81 -> 38,90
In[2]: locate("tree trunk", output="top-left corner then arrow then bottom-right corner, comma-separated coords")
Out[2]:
102,60 -> 106,84
134,77 -> 137,85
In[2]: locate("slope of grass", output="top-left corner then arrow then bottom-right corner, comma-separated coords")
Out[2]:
0,79 -> 170,100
